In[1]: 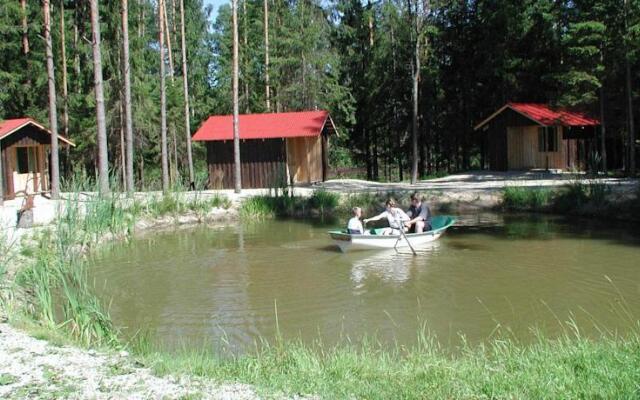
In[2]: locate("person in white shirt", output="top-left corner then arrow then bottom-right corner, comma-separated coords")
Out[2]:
347,207 -> 364,234
363,199 -> 410,235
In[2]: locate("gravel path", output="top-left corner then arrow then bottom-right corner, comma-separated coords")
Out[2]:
0,323 -> 263,400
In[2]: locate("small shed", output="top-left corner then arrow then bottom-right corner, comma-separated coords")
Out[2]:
1,118 -> 75,200
474,103 -> 600,171
193,110 -> 338,189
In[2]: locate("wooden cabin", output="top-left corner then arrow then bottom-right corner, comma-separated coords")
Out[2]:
474,103 -> 600,171
193,110 -> 337,189
0,118 -> 75,200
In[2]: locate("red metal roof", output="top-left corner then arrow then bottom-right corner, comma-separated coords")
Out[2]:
192,110 -> 336,141
0,117 -> 75,145
509,103 -> 599,126
474,103 -> 600,130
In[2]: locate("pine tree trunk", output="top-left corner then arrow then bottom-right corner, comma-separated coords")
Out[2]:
232,0 -> 242,193
243,0 -> 249,112
179,0 -> 194,187
599,86 -> 607,173
60,1 -> 69,145
122,0 -> 135,194
626,59 -> 636,175
159,0 -> 169,191
21,0 -> 29,55
264,0 -> 271,112
162,0 -> 174,78
90,0 -> 110,194
44,0 -> 60,199
120,103 -> 127,192
411,39 -> 419,184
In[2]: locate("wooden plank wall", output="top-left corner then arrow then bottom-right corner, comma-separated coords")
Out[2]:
507,126 -> 573,170
286,136 -> 322,184
206,139 -> 287,189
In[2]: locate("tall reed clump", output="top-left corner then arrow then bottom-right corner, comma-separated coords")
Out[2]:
13,197 -> 120,347
308,189 -> 340,215
239,196 -> 279,220
502,186 -> 552,211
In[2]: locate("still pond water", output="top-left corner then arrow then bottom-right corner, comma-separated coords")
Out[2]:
90,214 -> 640,354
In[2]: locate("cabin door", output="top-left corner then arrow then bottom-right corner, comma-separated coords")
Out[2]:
12,146 -> 45,195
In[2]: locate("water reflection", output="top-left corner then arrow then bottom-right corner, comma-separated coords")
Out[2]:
350,242 -> 441,288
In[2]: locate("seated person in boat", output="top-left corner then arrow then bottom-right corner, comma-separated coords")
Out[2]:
404,192 -> 432,233
347,207 -> 364,234
363,199 -> 410,235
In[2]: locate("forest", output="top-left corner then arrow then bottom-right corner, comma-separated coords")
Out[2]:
0,0 -> 639,193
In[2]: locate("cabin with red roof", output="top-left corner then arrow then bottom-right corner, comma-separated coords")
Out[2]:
193,110 -> 337,189
1,118 -> 75,200
474,103 -> 601,171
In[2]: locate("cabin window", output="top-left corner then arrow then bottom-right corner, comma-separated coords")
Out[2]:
538,127 -> 558,152
16,147 -> 37,174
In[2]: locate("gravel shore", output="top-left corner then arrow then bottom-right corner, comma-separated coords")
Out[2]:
0,323 -> 262,400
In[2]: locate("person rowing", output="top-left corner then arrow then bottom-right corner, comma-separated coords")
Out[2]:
404,192 -> 432,233
363,199 -> 410,235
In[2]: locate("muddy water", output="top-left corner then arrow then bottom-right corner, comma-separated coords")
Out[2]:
89,214 -> 640,354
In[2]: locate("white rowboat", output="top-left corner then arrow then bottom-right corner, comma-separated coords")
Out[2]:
328,215 -> 456,253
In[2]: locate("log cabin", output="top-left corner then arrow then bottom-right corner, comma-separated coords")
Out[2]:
474,103 -> 601,171
193,110 -> 337,189
1,118 -> 75,200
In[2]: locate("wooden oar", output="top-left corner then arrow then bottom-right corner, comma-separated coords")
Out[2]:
393,216 -> 417,256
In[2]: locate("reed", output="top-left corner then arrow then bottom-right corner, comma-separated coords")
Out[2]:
308,189 -> 340,215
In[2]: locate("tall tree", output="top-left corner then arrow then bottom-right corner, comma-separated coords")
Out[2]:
409,0 -> 429,184
264,0 -> 271,111
90,0 -> 110,194
21,0 -> 29,55
122,0 -> 135,194
160,0 -> 170,191
232,0 -> 242,193
60,1 -> 69,145
624,0 -> 636,175
180,0 -> 195,187
44,0 -> 60,199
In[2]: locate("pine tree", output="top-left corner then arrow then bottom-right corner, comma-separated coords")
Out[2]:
44,0 -> 60,199
90,0 -> 110,194
122,0 -> 135,194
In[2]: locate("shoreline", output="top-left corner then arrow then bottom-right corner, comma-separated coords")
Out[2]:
1,178 -> 639,399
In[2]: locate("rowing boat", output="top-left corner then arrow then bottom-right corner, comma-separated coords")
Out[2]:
328,215 -> 456,252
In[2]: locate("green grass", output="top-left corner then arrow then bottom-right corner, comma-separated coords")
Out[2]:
502,182 -> 627,217
133,329 -> 640,399
0,373 -> 17,386
503,186 -> 552,211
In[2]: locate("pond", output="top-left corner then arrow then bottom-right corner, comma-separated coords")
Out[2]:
89,214 -> 640,354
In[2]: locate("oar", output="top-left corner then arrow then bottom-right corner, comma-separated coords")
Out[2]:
393,216 -> 417,256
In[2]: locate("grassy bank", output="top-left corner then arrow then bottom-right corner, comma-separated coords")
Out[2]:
502,182 -> 640,220
136,329 -> 640,399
